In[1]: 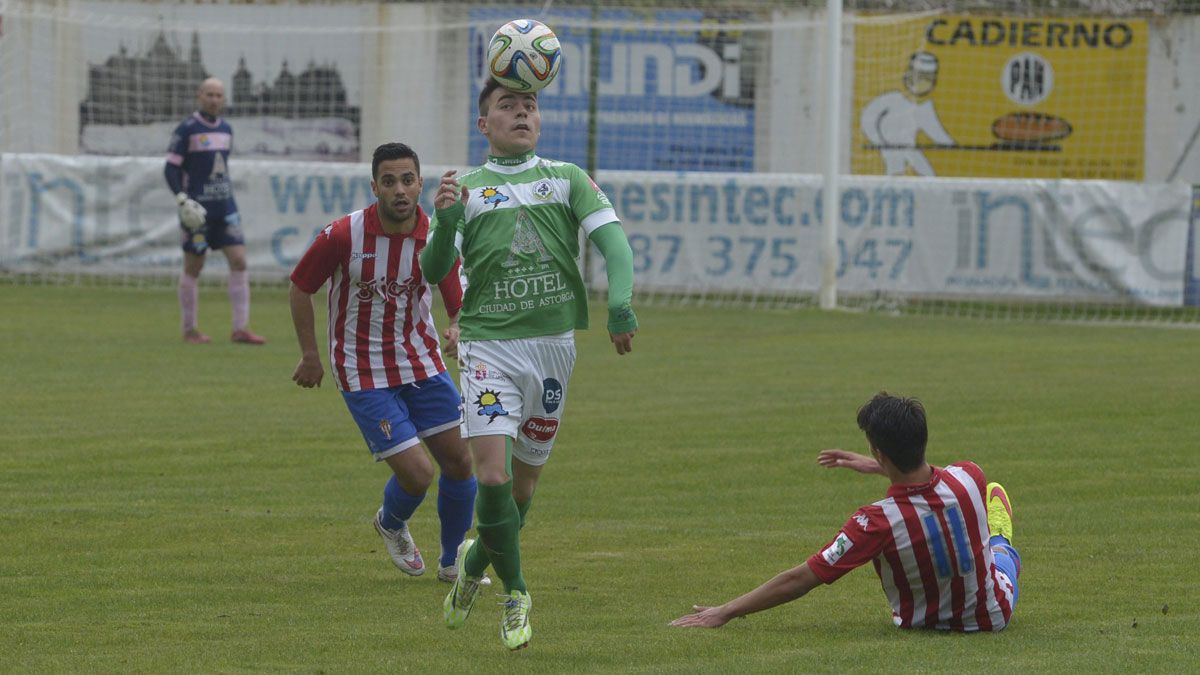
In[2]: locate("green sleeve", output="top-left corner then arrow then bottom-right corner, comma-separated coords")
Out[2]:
587,222 -> 639,334
420,202 -> 464,284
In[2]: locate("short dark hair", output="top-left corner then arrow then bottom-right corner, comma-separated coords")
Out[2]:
856,392 -> 928,473
372,142 -> 420,179
478,78 -> 536,116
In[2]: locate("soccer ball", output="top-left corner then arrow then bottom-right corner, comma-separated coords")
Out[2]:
486,19 -> 562,93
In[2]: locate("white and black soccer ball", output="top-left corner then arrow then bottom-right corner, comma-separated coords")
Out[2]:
486,19 -> 562,93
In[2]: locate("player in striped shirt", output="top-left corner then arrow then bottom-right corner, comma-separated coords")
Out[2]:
423,79 -> 638,650
165,77 -> 265,345
672,392 -> 1021,632
289,143 -> 483,585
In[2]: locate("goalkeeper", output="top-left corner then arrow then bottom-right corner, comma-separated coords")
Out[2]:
421,78 -> 638,651
165,77 -> 264,345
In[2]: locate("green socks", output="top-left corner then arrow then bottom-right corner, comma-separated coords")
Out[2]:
466,480 -> 526,593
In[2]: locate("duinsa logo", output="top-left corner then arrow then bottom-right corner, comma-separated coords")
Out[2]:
544,41 -> 744,99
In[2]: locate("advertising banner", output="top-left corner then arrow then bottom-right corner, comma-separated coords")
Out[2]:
468,8 -> 756,171
2,154 -> 1193,306
588,172 -> 1193,306
852,15 -> 1148,180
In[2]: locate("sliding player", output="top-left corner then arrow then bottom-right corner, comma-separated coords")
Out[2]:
673,392 -> 1021,632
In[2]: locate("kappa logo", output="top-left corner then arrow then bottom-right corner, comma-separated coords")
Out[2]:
475,389 -> 509,423
532,180 -> 554,201
322,224 -> 333,238
521,416 -> 559,443
378,419 -> 393,441
480,187 -> 509,208
854,513 -> 870,531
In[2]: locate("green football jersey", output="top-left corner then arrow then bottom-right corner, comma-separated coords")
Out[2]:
430,153 -> 619,341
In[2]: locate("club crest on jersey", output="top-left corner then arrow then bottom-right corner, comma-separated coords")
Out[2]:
479,187 -> 509,208
532,181 -> 554,201
521,416 -> 559,443
198,134 -> 211,147
475,389 -> 509,423
378,419 -> 393,441
821,532 -> 854,565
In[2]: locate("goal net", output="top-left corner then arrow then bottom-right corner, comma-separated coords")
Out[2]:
0,0 -> 1196,325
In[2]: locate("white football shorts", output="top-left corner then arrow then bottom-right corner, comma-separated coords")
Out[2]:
458,332 -> 576,467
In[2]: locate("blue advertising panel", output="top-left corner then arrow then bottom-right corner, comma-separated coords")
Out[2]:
469,8 -> 755,171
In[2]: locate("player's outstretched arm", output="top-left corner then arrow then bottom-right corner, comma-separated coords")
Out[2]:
587,222 -> 638,355
671,563 -> 821,629
817,449 -> 884,475
289,283 -> 324,388
421,170 -> 468,284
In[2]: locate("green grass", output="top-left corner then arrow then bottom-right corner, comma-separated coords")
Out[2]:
1,284 -> 1197,672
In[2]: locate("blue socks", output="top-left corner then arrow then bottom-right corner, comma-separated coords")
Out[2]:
437,475 -> 478,568
379,473 -> 478,569
379,474 -> 426,531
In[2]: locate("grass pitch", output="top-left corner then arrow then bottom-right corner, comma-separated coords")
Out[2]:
1,284 -> 1197,672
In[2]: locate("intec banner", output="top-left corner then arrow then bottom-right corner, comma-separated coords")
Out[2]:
853,15 -> 1147,180
3,154 -> 1194,306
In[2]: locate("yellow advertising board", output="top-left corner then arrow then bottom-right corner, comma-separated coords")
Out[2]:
852,15 -> 1147,180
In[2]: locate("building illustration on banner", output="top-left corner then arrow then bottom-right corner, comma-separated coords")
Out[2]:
79,32 -> 360,161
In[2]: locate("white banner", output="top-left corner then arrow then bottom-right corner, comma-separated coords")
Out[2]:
589,172 -> 1196,306
2,153 -> 1195,306
0,153 -> 454,279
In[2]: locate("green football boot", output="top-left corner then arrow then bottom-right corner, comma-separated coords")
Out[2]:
443,538 -> 483,629
986,482 -> 1014,543
500,590 -> 532,650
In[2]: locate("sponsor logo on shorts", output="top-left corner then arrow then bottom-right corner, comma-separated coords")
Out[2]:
542,378 -> 563,413
474,362 -> 489,381
521,416 -> 559,443
474,389 -> 509,423
378,419 -> 392,440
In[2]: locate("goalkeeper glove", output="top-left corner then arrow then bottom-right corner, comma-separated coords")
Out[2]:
177,192 -> 207,230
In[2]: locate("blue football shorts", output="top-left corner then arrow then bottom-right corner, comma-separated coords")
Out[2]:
340,371 -> 464,461
180,210 -> 245,254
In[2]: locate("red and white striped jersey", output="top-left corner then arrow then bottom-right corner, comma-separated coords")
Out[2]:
290,204 -> 463,392
806,462 -> 1016,631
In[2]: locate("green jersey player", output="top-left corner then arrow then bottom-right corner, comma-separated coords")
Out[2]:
421,78 -> 638,650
